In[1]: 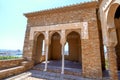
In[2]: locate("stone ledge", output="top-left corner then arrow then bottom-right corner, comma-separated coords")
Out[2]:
0,60 -> 34,79
5,72 -> 31,80
0,58 -> 24,69
0,66 -> 24,79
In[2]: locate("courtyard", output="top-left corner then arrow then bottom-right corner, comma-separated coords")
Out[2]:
5,60 -> 120,80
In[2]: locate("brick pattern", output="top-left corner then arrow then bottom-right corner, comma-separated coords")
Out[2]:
0,60 -> 34,79
115,18 -> 120,70
0,58 -> 24,69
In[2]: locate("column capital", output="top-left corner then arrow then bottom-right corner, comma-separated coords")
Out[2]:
104,26 -> 118,47
45,31 -> 49,39
60,30 -> 66,45
45,31 -> 50,45
106,46 -> 115,51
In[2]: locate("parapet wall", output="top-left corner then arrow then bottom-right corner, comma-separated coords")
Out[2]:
0,58 -> 24,69
0,59 -> 34,79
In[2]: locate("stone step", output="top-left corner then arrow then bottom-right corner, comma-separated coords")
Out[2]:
0,66 -> 24,79
33,65 -> 82,77
4,72 -> 31,80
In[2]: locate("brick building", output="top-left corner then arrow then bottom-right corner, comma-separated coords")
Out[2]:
22,0 -> 120,79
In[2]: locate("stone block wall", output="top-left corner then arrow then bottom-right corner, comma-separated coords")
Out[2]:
0,58 -> 34,79
115,18 -> 120,70
0,66 -> 24,79
21,60 -> 34,70
81,23 -> 102,78
81,8 -> 102,78
0,60 -> 34,79
0,58 -> 24,69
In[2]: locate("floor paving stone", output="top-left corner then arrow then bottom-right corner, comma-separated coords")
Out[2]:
5,60 -> 120,80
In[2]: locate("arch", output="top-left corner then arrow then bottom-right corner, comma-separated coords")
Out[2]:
49,31 -> 61,39
65,30 -> 80,38
107,3 -> 120,26
33,32 -> 45,64
107,2 -> 120,70
49,31 -> 61,45
34,32 -> 45,41
65,31 -> 82,64
106,3 -> 120,47
49,32 -> 62,60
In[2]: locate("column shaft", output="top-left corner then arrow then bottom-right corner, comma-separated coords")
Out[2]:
44,31 -> 49,71
44,44 -> 48,71
61,45 -> 64,74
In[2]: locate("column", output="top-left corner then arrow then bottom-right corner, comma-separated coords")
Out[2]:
107,46 -> 118,80
61,44 -> 65,74
44,31 -> 49,71
61,30 -> 66,74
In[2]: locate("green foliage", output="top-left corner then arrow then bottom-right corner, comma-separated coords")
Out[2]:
0,56 -> 20,60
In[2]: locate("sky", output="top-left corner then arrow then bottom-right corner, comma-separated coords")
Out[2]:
0,0 -> 91,50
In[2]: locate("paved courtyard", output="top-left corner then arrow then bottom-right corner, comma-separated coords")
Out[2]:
5,60 -> 115,80
5,70 -> 105,80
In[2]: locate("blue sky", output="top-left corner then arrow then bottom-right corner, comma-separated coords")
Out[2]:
0,0 -> 91,50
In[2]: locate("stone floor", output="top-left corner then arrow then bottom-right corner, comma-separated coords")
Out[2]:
5,60 -> 120,80
33,60 -> 82,76
5,70 -> 103,80
40,60 -> 82,69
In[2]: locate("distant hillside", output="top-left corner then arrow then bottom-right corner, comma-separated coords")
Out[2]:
0,49 -> 22,52
0,49 -> 22,57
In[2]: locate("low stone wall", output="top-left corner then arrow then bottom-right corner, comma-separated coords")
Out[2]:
0,66 -> 24,79
0,58 -> 24,69
21,60 -> 34,71
0,60 -> 34,79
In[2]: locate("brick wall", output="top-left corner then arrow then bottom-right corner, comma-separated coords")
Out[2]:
0,60 -> 34,79
0,58 -> 24,69
115,18 -> 120,70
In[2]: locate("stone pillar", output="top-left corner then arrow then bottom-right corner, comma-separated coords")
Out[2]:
107,46 -> 118,80
60,30 -> 66,74
61,44 -> 65,74
44,31 -> 49,71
